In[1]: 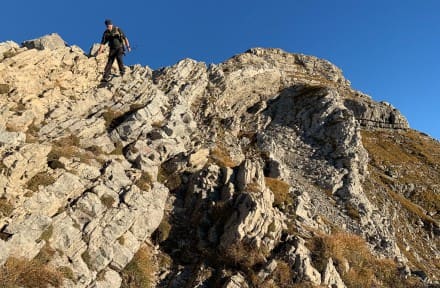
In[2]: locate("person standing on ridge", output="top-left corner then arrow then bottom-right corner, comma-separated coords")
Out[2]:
98,19 -> 131,82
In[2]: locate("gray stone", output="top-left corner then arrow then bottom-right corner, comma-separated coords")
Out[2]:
223,273 -> 249,288
50,212 -> 86,258
0,41 -> 20,61
22,33 -> 66,50
289,237 -> 321,285
0,129 -> 25,146
93,269 -> 122,288
110,231 -> 139,271
322,258 -> 346,288
220,160 -> 285,263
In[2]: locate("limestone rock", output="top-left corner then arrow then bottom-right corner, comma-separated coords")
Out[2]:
223,273 -> 249,288
344,96 -> 409,129
289,237 -> 321,285
93,269 -> 122,288
0,34 -> 437,287
0,129 -> 25,147
0,41 -> 20,62
2,143 -> 52,191
22,33 -> 67,50
219,160 -> 286,265
322,258 -> 346,288
187,148 -> 210,172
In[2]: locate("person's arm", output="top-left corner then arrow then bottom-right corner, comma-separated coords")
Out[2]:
98,44 -> 105,54
98,32 -> 107,54
118,28 -> 131,52
124,37 -> 131,52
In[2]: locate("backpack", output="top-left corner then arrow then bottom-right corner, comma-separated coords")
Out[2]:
102,27 -> 126,49
112,27 -> 125,41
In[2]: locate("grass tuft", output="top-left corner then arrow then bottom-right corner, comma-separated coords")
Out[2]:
361,129 -> 440,279
265,177 -> 292,210
152,216 -> 171,243
100,195 -> 116,209
307,232 -> 423,288
121,245 -> 156,288
26,172 -> 56,192
135,172 -> 152,191
223,240 -> 269,269
0,257 -> 64,288
210,145 -> 239,168
0,198 -> 14,218
0,83 -> 10,94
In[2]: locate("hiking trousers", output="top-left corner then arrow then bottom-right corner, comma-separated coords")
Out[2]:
103,47 -> 125,79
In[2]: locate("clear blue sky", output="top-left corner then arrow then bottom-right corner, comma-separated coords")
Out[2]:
1,1 -> 439,140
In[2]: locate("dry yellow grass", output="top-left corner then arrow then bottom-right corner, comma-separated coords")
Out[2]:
153,216 -> 172,243
121,245 -> 156,288
361,129 -> 440,280
102,108 -> 125,130
0,257 -> 64,288
265,177 -> 292,209
0,83 -> 10,94
135,172 -> 152,191
269,260 -> 294,287
223,240 -> 270,269
307,232 -> 423,288
210,146 -> 239,168
26,172 -> 56,192
100,195 -> 116,208
47,134 -> 81,163
0,198 -> 14,218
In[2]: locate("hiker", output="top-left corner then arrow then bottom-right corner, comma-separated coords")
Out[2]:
98,19 -> 131,82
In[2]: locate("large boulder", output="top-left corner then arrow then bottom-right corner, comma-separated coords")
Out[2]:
22,33 -> 66,50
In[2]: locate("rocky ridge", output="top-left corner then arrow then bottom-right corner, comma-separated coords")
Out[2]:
0,33 -> 438,287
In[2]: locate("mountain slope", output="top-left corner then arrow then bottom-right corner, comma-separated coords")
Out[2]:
0,33 -> 438,288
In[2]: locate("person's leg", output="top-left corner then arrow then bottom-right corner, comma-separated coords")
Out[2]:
103,49 -> 117,80
116,47 -> 126,76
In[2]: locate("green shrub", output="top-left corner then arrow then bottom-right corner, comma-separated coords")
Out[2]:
157,165 -> 181,191
81,251 -> 93,270
25,121 -> 40,143
58,266 -> 75,282
110,141 -> 124,155
118,236 -> 126,245
47,134 -> 81,163
47,134 -> 103,165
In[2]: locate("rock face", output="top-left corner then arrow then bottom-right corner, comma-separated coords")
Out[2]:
0,35 -> 438,288
22,33 -> 66,50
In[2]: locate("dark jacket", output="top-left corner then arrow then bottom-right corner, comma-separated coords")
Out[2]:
101,27 -> 126,50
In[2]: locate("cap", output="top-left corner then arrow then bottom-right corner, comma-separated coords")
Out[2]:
104,19 -> 112,26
